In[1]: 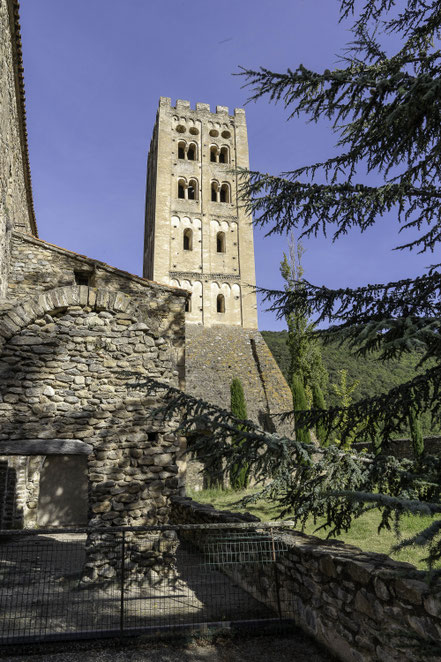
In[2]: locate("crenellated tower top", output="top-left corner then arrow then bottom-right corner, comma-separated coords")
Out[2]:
143,98 -> 258,329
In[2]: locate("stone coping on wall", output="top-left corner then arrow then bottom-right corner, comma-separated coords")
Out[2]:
170,495 -> 441,662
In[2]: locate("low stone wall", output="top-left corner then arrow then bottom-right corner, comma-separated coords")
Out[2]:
170,495 -> 441,662
353,436 -> 441,460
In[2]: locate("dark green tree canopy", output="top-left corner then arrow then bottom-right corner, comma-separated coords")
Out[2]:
238,0 -> 441,443
240,0 -> 441,253
133,0 -> 441,571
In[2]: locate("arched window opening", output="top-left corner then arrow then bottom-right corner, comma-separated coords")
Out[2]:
188,179 -> 198,201
217,294 -> 225,313
216,232 -> 226,253
210,146 -> 218,163
211,181 -> 218,202
185,295 -> 192,312
187,143 -> 196,161
183,228 -> 193,251
220,183 -> 230,203
178,180 -> 186,199
220,146 -> 229,164
178,141 -> 186,159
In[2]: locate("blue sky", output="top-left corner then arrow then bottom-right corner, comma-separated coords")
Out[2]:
19,1 -> 431,330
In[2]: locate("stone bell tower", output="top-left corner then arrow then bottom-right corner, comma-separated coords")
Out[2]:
144,98 -> 292,445
143,97 -> 258,329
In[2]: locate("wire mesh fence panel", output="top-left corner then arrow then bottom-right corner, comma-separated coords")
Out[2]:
0,532 -> 122,643
121,536 -> 278,632
0,524 -> 291,644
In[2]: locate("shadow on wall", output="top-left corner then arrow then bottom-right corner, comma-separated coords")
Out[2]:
37,455 -> 88,527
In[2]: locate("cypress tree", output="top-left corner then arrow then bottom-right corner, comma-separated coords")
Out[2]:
292,373 -> 310,443
230,378 -> 249,489
231,377 -> 247,420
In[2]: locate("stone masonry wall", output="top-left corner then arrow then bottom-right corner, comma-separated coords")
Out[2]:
0,238 -> 187,581
184,325 -> 293,489
185,324 -> 292,433
0,1 -> 36,300
171,495 -> 441,662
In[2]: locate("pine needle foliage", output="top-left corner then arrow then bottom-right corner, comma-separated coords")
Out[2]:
235,0 -> 441,567
129,1 -> 441,570
129,374 -> 441,571
236,0 -> 441,440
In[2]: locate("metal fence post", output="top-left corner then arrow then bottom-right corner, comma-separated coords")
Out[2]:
270,528 -> 282,620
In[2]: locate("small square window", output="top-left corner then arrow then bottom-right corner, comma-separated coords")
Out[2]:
74,271 -> 91,286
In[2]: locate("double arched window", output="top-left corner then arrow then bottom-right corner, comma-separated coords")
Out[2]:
177,178 -> 199,201
211,181 -> 230,203
210,145 -> 229,164
178,141 -> 198,161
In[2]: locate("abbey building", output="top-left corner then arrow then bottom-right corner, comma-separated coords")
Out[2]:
0,0 -> 291,531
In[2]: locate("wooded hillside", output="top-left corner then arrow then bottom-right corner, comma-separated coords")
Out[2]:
262,330 -> 439,435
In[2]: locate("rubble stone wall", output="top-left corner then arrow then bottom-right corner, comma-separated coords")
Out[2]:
185,325 -> 292,434
184,324 -> 293,489
0,276 -> 186,580
0,1 -> 36,300
171,495 -> 441,662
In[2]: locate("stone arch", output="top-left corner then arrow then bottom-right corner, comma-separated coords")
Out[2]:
0,286 -> 137,348
211,180 -> 219,202
183,228 -> 193,251
216,231 -> 226,253
178,140 -> 186,159
219,145 -> 229,164
220,182 -> 230,203
0,285 -> 136,348
0,285 -> 183,541
188,178 -> 199,201
187,142 -> 197,160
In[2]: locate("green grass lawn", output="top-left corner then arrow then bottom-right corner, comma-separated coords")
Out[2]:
187,487 -> 440,571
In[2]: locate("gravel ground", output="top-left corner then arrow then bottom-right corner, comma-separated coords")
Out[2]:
0,631 -> 334,662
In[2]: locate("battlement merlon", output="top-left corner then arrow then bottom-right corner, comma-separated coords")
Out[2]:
157,97 -> 246,121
